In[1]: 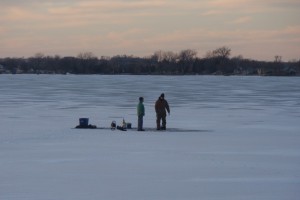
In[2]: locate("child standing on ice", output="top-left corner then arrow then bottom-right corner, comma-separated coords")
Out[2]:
137,97 -> 145,131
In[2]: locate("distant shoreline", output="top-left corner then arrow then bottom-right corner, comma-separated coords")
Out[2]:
1,53 -> 299,76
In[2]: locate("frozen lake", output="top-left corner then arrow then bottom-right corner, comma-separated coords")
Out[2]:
0,75 -> 300,200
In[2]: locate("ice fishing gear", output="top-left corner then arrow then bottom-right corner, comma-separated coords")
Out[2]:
116,126 -> 127,131
79,118 -> 89,127
122,118 -> 126,129
111,120 -> 116,130
75,118 -> 97,129
126,123 -> 132,129
116,118 -> 127,131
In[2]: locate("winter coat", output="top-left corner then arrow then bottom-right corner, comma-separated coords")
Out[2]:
155,98 -> 170,116
137,102 -> 145,116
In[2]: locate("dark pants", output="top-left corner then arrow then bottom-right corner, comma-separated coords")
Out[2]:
138,115 -> 143,130
156,114 -> 166,130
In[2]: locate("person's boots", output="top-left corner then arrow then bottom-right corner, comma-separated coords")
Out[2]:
156,120 -> 161,130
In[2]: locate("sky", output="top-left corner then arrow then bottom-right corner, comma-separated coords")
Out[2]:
0,0 -> 299,61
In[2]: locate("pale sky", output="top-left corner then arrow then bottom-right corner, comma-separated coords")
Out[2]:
0,0 -> 299,61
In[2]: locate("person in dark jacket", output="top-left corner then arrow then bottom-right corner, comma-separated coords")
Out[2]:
137,97 -> 145,131
155,93 -> 170,130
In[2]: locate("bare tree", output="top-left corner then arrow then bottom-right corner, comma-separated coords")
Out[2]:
76,52 -> 98,73
152,50 -> 164,62
178,49 -> 197,62
274,55 -> 282,63
178,49 -> 197,73
163,51 -> 178,63
152,50 -> 178,63
212,46 -> 231,59
34,52 -> 45,59
77,52 -> 96,60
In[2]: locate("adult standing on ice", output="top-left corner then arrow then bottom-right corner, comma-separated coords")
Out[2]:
137,97 -> 145,131
155,93 -> 170,130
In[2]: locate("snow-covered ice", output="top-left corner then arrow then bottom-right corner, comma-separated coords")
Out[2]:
0,75 -> 300,200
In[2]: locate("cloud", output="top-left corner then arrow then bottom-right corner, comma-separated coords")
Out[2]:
78,1 -> 167,10
1,6 -> 43,21
201,10 -> 225,16
205,0 -> 300,15
0,0 -> 299,60
1,24 -> 300,60
0,1 -> 174,30
230,16 -> 252,24
45,0 -> 168,17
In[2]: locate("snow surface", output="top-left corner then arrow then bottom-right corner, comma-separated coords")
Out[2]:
0,74 -> 300,200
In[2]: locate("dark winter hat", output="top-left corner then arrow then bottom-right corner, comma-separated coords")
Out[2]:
139,97 -> 144,101
160,93 -> 165,98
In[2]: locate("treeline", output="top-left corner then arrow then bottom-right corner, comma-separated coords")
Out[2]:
0,47 -> 299,76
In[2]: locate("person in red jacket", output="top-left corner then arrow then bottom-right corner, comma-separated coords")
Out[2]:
155,93 -> 170,130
